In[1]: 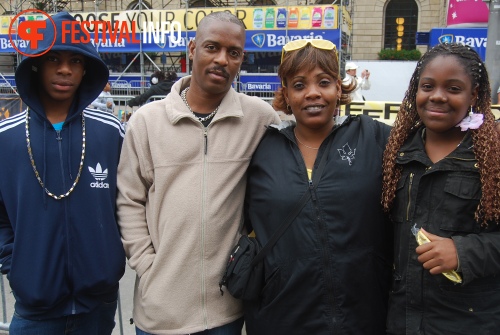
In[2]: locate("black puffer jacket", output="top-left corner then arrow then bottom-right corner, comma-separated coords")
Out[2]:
243,115 -> 392,335
127,80 -> 174,107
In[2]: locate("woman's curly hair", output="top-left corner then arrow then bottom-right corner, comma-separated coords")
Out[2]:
382,43 -> 500,226
273,43 -> 356,114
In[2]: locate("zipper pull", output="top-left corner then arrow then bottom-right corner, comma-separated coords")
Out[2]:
309,179 -> 317,201
204,129 -> 208,155
55,130 -> 62,141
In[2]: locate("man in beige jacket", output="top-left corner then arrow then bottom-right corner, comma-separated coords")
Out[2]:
116,12 -> 280,335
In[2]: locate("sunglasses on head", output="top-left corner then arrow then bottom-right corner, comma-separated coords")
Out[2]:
280,39 -> 338,87
281,39 -> 337,63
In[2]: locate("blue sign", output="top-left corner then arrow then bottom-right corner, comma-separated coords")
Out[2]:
429,27 -> 487,61
238,73 -> 280,92
0,29 -> 340,53
0,29 -> 341,53
415,32 -> 430,45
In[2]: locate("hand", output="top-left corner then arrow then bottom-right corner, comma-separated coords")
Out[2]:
362,69 -> 370,79
416,228 -> 459,275
106,101 -> 113,108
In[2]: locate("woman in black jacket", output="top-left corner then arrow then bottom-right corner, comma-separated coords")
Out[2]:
242,40 -> 392,335
127,70 -> 177,107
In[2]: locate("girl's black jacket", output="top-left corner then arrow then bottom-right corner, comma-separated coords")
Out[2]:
387,128 -> 500,335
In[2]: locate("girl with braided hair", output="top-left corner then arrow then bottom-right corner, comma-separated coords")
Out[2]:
383,43 -> 500,334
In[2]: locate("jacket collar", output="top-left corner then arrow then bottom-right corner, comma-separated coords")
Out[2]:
270,115 -> 352,142
397,127 -> 476,167
167,76 -> 243,125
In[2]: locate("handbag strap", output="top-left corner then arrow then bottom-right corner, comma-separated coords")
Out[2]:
251,136 -> 333,266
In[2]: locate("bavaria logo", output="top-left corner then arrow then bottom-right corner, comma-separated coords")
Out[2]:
438,34 -> 454,44
251,34 -> 265,48
88,163 -> 109,189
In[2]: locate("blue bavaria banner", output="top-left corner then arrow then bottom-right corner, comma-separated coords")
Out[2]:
0,29 -> 340,53
429,27 -> 487,61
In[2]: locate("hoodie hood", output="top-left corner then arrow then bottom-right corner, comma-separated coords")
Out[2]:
15,12 -> 109,121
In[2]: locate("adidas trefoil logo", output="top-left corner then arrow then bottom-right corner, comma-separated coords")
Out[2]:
88,163 -> 109,189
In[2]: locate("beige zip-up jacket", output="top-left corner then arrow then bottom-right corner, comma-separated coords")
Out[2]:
117,76 -> 280,334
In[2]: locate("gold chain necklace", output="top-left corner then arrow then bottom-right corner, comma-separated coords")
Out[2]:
294,128 -> 319,150
26,111 -> 86,200
181,87 -> 220,122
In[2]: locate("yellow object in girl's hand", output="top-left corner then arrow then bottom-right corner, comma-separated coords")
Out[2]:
413,226 -> 462,284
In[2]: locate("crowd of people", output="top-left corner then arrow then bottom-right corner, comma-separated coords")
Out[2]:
0,10 -> 500,335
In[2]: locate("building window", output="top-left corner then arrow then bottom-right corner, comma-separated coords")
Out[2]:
384,0 -> 418,50
127,0 -> 152,10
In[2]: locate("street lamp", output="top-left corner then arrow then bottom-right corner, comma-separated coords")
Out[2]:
396,18 -> 405,50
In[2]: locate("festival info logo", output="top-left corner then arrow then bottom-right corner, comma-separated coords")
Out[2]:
8,9 -> 55,57
8,9 -> 182,57
438,34 -> 454,44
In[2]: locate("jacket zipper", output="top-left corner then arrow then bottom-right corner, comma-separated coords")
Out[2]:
204,128 -> 208,155
309,179 -> 316,201
406,173 -> 414,221
291,128 -> 341,330
201,126 -> 208,328
56,129 -> 75,314
306,148 -> 336,331
56,130 -> 66,190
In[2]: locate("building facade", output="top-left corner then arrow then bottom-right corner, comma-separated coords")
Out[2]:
350,0 -> 446,60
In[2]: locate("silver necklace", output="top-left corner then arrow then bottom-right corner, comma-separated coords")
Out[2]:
294,128 -> 319,150
26,111 -> 85,200
181,87 -> 220,122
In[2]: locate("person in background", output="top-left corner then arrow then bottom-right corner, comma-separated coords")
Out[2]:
242,39 -> 392,334
382,43 -> 500,334
91,81 -> 115,113
0,12 -> 125,334
116,11 -> 280,335
121,111 -> 132,132
343,61 -> 370,101
127,70 -> 177,107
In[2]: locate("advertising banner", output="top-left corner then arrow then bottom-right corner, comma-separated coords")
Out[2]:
342,101 -> 500,125
0,28 -> 340,53
429,27 -> 487,61
0,5 -> 341,53
447,0 -> 489,26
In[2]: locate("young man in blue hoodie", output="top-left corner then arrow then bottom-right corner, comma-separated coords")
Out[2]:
0,12 -> 125,334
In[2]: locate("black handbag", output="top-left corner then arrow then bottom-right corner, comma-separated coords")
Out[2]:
218,234 -> 264,301
219,137 -> 332,301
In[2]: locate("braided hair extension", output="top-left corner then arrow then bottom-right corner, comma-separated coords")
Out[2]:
382,43 -> 500,226
273,44 -> 355,114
